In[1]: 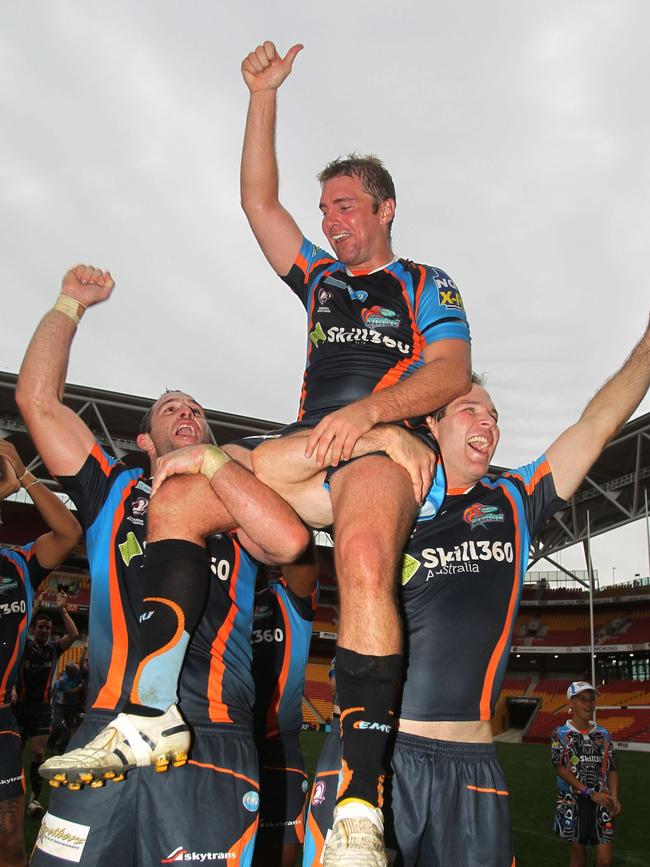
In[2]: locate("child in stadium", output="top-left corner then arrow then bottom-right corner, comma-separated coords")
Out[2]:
552,681 -> 621,866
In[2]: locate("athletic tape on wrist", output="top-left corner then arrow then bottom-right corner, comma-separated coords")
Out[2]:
199,445 -> 231,481
53,294 -> 87,325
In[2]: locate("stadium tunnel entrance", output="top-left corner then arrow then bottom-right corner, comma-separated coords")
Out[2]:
506,696 -> 539,730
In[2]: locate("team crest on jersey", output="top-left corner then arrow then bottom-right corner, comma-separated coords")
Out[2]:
253,603 -> 273,622
127,496 -> 149,527
463,504 -> 504,529
361,306 -> 399,329
311,779 -> 327,806
317,286 -> 333,313
0,576 -> 18,595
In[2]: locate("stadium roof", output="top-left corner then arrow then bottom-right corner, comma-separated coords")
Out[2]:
0,370 -> 284,476
525,410 -> 650,573
2,371 -> 649,576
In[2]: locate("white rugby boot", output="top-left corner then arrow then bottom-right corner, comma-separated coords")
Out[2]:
323,800 -> 388,866
38,704 -> 190,788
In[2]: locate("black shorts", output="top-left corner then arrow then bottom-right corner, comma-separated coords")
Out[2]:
303,724 -> 515,867
553,790 -> 615,846
385,733 -> 514,867
14,701 -> 52,738
31,713 -> 260,866
256,735 -> 309,847
0,706 -> 25,801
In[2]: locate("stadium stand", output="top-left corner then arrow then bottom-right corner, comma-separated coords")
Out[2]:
523,678 -> 650,743
303,660 -> 335,725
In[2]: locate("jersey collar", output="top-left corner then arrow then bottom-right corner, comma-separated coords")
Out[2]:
345,256 -> 398,277
566,719 -> 595,734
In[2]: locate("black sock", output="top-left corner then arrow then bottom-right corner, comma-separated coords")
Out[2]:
335,647 -> 403,809
126,539 -> 209,714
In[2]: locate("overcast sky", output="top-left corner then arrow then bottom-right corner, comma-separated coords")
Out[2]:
2,1 -> 649,583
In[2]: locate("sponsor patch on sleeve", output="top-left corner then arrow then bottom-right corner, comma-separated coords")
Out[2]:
35,813 -> 90,862
432,270 -> 465,311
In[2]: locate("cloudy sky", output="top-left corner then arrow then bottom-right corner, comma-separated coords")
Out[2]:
2,1 -> 649,583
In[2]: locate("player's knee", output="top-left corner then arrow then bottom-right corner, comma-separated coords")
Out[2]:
335,531 -> 396,594
251,443 -> 284,488
281,522 -> 311,563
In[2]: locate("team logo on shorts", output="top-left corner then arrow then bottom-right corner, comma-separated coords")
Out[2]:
463,504 -> 504,529
161,847 -> 236,862
311,780 -> 327,806
361,306 -> 399,329
242,790 -> 260,812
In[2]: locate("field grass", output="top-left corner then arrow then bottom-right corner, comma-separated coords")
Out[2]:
24,736 -> 649,865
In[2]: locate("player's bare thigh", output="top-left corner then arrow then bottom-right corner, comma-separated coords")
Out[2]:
329,455 -> 417,653
241,433 -> 332,529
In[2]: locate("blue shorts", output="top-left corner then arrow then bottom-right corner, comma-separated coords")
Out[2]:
31,712 -> 260,866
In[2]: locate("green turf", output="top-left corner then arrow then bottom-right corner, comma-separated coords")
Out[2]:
25,736 -> 649,865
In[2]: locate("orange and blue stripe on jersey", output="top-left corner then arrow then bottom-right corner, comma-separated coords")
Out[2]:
252,579 -> 316,740
398,455 -> 565,723
59,443 -> 148,712
177,533 -> 257,727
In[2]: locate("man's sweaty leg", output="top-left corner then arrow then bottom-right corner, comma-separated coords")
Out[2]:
326,456 -> 417,863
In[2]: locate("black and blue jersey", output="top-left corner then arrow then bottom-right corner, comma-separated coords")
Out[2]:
282,237 -> 470,424
59,443 -> 258,725
252,578 -> 316,741
397,455 -> 564,721
0,544 -> 49,704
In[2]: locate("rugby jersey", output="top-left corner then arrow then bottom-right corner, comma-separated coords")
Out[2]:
1,545 -> 50,703
60,443 -> 258,725
397,455 -> 564,721
282,237 -> 470,424
252,578 -> 316,741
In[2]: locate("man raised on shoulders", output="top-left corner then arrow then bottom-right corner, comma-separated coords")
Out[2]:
237,40 -> 472,866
